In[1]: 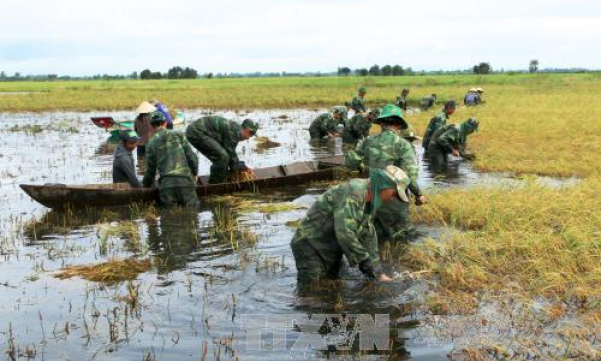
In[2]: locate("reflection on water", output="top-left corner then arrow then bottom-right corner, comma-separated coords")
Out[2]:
1,108 -> 575,360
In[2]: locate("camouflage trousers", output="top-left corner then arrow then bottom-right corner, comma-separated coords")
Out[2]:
187,133 -> 230,184
427,144 -> 449,173
291,240 -> 342,283
375,197 -> 412,242
159,177 -> 199,208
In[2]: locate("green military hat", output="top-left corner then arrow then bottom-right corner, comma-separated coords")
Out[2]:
150,111 -> 167,126
344,101 -> 352,107
374,104 -> 408,129
358,86 -> 367,93
444,100 -> 457,109
463,117 -> 479,132
242,119 -> 259,135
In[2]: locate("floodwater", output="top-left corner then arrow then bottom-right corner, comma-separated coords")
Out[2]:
0,109 -> 580,360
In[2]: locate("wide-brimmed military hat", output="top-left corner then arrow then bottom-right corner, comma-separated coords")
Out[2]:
358,86 -> 367,93
374,104 -> 408,129
242,119 -> 259,135
136,101 -> 157,114
383,165 -> 410,203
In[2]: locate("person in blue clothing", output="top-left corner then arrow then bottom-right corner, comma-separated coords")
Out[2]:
152,100 -> 174,129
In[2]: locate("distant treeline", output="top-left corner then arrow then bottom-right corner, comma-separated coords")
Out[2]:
0,66 -> 596,82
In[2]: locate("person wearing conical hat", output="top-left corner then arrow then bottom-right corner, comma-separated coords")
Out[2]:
345,104 -> 426,241
422,99 -> 456,157
475,88 -> 484,103
350,86 -> 367,113
291,165 -> 410,283
113,130 -> 142,188
427,118 -> 480,172
185,116 -> 259,184
134,101 -> 157,158
464,88 -> 480,106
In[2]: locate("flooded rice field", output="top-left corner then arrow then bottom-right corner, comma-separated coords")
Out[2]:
0,109 -> 582,360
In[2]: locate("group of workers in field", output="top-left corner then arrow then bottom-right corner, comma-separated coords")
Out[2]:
112,85 -> 482,285
301,86 -> 482,283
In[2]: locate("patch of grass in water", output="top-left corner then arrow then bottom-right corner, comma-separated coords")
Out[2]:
55,258 -> 151,284
237,202 -> 301,214
254,136 -> 281,152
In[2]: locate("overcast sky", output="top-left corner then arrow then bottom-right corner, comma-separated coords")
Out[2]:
1,0 -> 600,76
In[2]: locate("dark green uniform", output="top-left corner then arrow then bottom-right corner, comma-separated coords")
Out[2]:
331,106 -> 348,126
346,129 -> 422,240
422,95 -> 436,110
341,113 -> 371,145
421,111 -> 449,155
291,179 -> 380,282
143,129 -> 199,207
185,116 -> 243,184
351,95 -> 366,113
309,113 -> 338,139
427,118 -> 479,172
396,95 -> 408,111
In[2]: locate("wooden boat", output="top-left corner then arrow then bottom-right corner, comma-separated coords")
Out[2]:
20,156 -> 346,209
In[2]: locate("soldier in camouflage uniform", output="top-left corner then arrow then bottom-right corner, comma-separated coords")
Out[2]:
350,86 -> 367,113
341,108 -> 380,146
428,118 -> 479,172
399,125 -> 420,156
185,116 -> 259,184
345,104 -> 426,241
421,100 -> 456,157
309,111 -> 343,139
291,166 -> 410,283
331,105 -> 349,126
395,88 -> 410,111
142,112 -> 200,208
421,93 -> 437,110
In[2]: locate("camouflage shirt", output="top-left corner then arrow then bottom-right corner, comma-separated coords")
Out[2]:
341,113 -> 371,144
421,111 -> 449,149
430,124 -> 463,153
396,95 -> 408,111
309,113 -> 338,138
331,106 -> 348,125
351,95 -> 366,113
186,116 -> 243,167
142,129 -> 199,187
291,179 -> 379,267
347,128 -> 422,196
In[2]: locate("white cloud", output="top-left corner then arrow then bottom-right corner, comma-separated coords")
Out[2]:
1,0 -> 600,75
